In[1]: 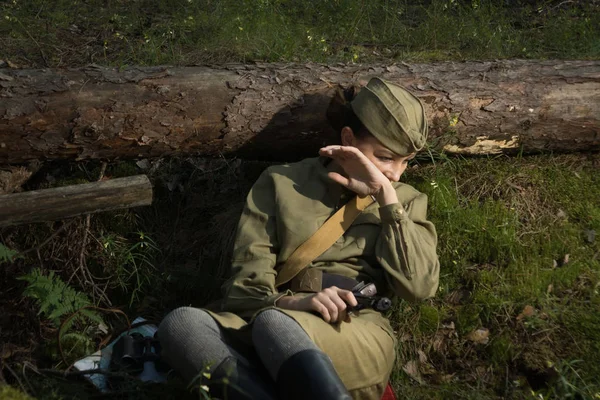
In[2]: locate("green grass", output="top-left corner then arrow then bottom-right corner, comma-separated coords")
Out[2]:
386,154 -> 600,399
1,0 -> 598,67
3,154 -> 600,399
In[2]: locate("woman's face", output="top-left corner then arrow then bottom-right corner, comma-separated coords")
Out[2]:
341,127 -> 415,182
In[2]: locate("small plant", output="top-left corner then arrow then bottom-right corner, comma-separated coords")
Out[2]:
18,268 -> 106,363
98,231 -> 160,306
0,243 -> 20,264
18,268 -> 103,329
536,359 -> 599,400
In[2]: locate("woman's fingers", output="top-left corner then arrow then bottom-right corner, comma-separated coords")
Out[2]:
320,145 -> 361,160
312,300 -> 332,323
327,172 -> 350,188
312,293 -> 339,323
337,289 -> 358,308
305,287 -> 359,324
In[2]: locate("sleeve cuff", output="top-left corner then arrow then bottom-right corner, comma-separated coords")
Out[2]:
268,290 -> 294,307
379,202 -> 409,223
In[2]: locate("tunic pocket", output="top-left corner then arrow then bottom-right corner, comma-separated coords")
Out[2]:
347,218 -> 380,251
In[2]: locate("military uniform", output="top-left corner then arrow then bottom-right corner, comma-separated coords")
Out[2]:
205,156 -> 440,399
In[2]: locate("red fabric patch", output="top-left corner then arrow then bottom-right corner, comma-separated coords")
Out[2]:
381,382 -> 397,400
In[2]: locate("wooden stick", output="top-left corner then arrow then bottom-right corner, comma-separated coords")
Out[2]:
0,175 -> 152,227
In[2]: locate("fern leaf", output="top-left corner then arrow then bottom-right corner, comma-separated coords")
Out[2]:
19,268 -> 104,328
80,309 -> 105,325
0,243 -> 20,264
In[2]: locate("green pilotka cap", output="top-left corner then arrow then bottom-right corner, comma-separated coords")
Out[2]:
350,77 -> 428,156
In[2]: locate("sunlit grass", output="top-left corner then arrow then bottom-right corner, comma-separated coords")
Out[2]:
388,154 -> 600,399
1,0 -> 598,67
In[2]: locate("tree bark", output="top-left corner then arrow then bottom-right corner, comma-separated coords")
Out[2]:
0,60 -> 598,164
0,175 -> 152,227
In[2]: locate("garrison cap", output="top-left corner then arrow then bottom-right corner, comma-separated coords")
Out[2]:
350,77 -> 428,155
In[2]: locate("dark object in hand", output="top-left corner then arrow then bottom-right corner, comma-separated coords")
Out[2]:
349,282 -> 392,312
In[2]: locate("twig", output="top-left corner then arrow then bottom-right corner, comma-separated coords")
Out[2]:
549,0 -> 575,11
20,363 -> 36,396
21,220 -> 76,255
69,162 -> 109,301
36,248 -> 43,268
78,79 -> 90,94
78,216 -> 93,284
3,363 -> 30,396
16,18 -> 49,67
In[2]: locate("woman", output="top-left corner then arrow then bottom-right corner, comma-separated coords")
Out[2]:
158,77 -> 440,400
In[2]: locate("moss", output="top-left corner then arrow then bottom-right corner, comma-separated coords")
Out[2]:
0,386 -> 34,400
456,304 -> 482,336
560,303 -> 600,378
487,333 -> 515,366
521,342 -> 558,375
418,304 -> 440,334
108,161 -> 141,178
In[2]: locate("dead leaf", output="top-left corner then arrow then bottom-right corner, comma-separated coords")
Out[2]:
436,373 -> 456,384
442,321 -> 455,330
466,328 -> 490,344
584,229 -> 596,244
547,284 -> 553,294
554,254 -> 570,268
421,362 -> 437,376
0,166 -> 33,194
446,288 -> 471,305
417,349 -> 428,364
476,365 -> 487,377
432,333 -> 445,353
136,159 -> 150,171
1,343 -> 28,359
97,322 -> 109,335
517,305 -> 536,320
402,360 -> 424,384
399,332 -> 411,342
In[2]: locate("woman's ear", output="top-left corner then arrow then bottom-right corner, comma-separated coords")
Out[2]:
340,127 -> 355,146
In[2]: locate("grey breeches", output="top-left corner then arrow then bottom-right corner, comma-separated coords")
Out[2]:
157,307 -> 317,383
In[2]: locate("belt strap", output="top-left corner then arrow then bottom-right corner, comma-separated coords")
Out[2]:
275,194 -> 375,288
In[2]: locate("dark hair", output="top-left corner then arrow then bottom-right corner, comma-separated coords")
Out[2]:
326,85 -> 371,140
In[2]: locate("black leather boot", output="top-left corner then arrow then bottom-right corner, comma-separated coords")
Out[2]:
208,356 -> 277,400
276,349 -> 352,400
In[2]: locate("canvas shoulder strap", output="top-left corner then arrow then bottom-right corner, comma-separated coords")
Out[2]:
274,195 -> 375,288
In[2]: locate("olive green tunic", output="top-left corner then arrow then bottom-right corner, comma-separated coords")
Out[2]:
207,156 -> 440,399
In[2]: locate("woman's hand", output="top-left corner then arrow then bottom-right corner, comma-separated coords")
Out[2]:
276,287 -> 358,324
319,145 -> 389,198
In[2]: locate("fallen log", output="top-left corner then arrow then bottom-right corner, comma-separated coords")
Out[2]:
0,60 -> 598,164
0,175 -> 152,227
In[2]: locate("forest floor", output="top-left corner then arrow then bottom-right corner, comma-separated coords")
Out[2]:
1,1 -> 600,399
2,153 -> 599,400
